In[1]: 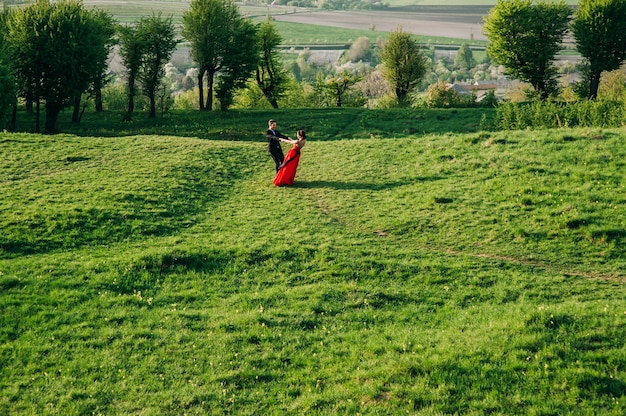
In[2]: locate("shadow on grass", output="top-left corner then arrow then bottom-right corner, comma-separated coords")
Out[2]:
13,107 -> 493,141
104,249 -> 232,295
293,176 -> 443,190
1,148 -> 254,259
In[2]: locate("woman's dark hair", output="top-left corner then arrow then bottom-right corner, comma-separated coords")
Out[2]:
297,129 -> 306,139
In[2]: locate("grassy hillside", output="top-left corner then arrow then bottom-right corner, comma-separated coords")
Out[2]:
1,109 -> 625,414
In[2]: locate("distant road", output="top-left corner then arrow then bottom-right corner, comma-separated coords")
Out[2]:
270,7 -> 490,42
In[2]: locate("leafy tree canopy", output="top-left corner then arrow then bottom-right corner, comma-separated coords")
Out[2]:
183,0 -> 257,111
483,0 -> 570,99
256,18 -> 289,109
572,0 -> 626,99
379,27 -> 428,105
6,0 -> 114,132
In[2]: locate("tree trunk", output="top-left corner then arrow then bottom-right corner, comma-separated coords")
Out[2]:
78,105 -> 86,123
259,80 -> 279,108
72,95 -> 81,123
589,71 -> 601,100
35,99 -> 40,133
127,74 -> 136,115
95,86 -> 104,112
149,94 -> 156,118
10,104 -> 17,131
127,93 -> 134,116
206,71 -> 214,112
44,103 -> 61,134
198,71 -> 205,110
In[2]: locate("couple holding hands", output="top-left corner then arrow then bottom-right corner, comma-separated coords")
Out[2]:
265,119 -> 307,187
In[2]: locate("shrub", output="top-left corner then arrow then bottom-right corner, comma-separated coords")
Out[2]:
102,84 -> 129,112
425,81 -> 460,108
370,93 -> 399,109
495,99 -> 626,130
231,82 -> 271,110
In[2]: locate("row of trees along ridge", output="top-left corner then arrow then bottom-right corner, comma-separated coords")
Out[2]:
1,0 -> 625,133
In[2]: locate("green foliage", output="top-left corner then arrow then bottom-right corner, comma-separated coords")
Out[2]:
314,70 -> 365,107
454,43 -> 477,70
483,0 -> 571,99
182,0 -> 256,111
293,49 -> 320,83
102,83 -> 148,113
80,9 -> 116,115
231,80 -> 272,110
172,88 -> 201,111
255,18 -> 289,109
345,36 -> 374,63
598,68 -> 626,101
0,8 -> 15,127
117,24 -> 145,116
1,119 -> 626,414
137,13 -> 178,118
215,17 -> 259,111
495,98 -> 626,130
380,28 -> 428,105
0,61 -> 16,130
572,0 -> 626,99
422,82 -> 496,110
425,81 -> 461,108
276,78 -> 319,109
5,0 -> 115,133
480,89 -> 499,107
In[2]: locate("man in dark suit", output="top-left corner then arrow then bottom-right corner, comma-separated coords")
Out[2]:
266,119 -> 295,172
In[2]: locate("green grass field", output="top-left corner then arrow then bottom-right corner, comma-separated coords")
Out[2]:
1,108 -> 625,414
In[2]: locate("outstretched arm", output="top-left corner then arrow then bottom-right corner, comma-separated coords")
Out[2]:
267,130 -> 295,143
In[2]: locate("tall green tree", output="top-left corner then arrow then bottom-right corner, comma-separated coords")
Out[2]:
182,0 -> 255,111
6,0 -> 115,133
0,8 -> 16,130
454,43 -> 477,70
71,9 -> 115,121
316,70 -> 363,107
117,24 -> 147,118
255,17 -> 288,109
137,13 -> 178,118
483,0 -> 571,99
572,0 -> 626,100
379,27 -> 428,105
215,16 -> 258,111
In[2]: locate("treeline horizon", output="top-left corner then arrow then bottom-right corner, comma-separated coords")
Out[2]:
1,0 -> 625,135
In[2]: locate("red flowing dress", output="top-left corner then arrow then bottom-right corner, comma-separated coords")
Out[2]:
273,144 -> 301,186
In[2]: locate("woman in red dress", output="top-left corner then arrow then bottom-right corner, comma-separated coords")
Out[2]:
273,130 -> 306,187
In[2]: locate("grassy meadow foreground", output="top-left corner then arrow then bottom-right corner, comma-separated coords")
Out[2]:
1,108 -> 625,414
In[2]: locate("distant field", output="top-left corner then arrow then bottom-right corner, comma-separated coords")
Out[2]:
81,0 -> 493,43
270,8 -> 488,42
82,0 -> 493,72
83,0 -> 190,24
